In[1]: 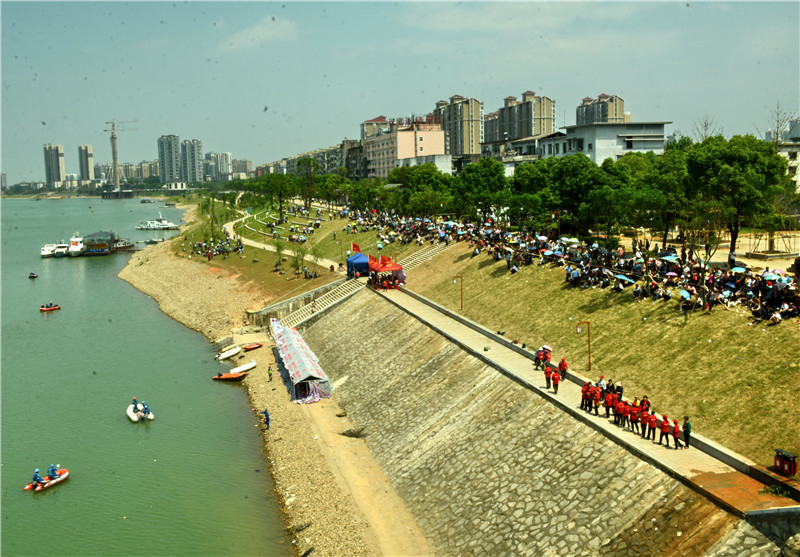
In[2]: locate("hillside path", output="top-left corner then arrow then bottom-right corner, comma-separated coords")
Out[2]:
375,287 -> 799,518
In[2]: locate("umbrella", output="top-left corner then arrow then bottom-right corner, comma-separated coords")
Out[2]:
543,250 -> 553,256
542,345 -> 553,352
560,236 -> 570,242
763,274 -> 780,281
443,220 -> 456,225
615,274 -> 634,283
662,255 -> 679,262
724,282 -> 737,289
553,250 -> 563,256
773,282 -> 788,292
568,238 -> 580,243
457,231 -> 466,235
731,267 -> 746,273
537,235 -> 548,241
377,243 -> 383,249
666,272 -> 679,277
680,289 -> 691,299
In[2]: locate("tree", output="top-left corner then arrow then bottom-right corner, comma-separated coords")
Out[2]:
274,238 -> 286,273
263,173 -> 296,222
686,135 -> 790,255
692,114 -> 723,142
459,157 -> 507,221
760,100 -> 797,151
295,158 -> 319,211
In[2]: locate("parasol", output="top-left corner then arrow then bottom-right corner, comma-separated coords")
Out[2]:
666,272 -> 678,277
731,267 -> 746,273
680,289 -> 690,299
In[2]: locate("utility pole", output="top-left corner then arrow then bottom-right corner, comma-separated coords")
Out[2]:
104,120 -> 137,191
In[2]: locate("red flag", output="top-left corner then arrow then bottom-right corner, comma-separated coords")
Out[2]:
351,242 -> 360,253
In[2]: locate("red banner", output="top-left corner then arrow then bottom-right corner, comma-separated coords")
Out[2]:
351,242 -> 361,253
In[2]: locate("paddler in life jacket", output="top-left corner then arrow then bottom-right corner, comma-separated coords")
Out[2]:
132,397 -> 139,412
48,464 -> 59,480
141,402 -> 150,417
32,468 -> 45,487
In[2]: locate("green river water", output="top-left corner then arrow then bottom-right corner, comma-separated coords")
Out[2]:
1,198 -> 292,556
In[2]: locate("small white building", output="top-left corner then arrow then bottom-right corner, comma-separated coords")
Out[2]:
394,154 -> 453,175
163,181 -> 187,191
538,121 -> 671,163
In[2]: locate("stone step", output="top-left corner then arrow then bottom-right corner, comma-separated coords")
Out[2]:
279,278 -> 366,329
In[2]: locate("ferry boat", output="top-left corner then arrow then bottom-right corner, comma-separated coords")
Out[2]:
68,233 -> 85,257
40,244 -> 57,258
135,212 -> 179,231
53,243 -> 69,257
112,238 -> 135,252
83,231 -> 118,256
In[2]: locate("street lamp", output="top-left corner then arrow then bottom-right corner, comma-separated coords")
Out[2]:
453,275 -> 464,310
552,211 -> 561,238
576,321 -> 591,371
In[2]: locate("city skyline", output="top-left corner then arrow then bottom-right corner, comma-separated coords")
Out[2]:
2,1 -> 798,185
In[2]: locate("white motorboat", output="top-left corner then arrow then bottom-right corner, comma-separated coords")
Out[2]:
136,212 -> 179,231
228,359 -> 257,374
215,346 -> 242,361
126,403 -> 155,422
40,244 -> 57,258
53,243 -> 69,257
68,233 -> 85,257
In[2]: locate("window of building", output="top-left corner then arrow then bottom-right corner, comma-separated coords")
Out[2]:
588,143 -> 592,150
419,136 -> 423,141
419,147 -> 423,152
555,144 -> 559,154
789,152 -> 797,160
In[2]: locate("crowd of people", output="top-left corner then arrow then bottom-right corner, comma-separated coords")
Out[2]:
185,235 -> 243,261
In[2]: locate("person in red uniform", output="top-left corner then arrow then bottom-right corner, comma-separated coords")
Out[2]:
558,357 -> 569,381
592,387 -> 601,416
672,420 -> 683,449
604,392 -> 614,418
640,408 -> 650,438
629,403 -> 640,434
581,383 -> 590,411
615,400 -> 625,426
647,412 -> 658,440
659,414 -> 671,447
543,365 -> 552,389
551,370 -> 561,394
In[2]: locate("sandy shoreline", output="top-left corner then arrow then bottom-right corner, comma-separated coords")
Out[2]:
117,206 -> 433,557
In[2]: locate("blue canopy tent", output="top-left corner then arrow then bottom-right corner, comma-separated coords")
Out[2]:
346,252 -> 369,277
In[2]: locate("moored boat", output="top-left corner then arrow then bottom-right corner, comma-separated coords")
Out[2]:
215,346 -> 242,361
213,371 -> 248,381
136,212 -> 179,231
24,468 -> 70,492
53,243 -> 69,257
243,343 -> 263,352
68,232 -> 85,257
40,244 -> 57,258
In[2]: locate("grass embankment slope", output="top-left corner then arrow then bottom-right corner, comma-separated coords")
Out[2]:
410,243 -> 800,469
171,200 -> 798,469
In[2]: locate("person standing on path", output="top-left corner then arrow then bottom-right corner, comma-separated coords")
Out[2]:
543,365 -> 552,390
260,408 -> 270,430
647,412 -> 658,440
659,415 -> 671,448
672,420 -> 684,449
683,416 -> 692,449
559,357 -> 569,381
640,407 -> 650,438
268,366 -> 273,381
551,370 -> 561,395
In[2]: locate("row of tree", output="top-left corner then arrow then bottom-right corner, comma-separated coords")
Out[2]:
226,134 -> 797,256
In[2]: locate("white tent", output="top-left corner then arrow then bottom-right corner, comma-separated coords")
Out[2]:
271,319 -> 332,400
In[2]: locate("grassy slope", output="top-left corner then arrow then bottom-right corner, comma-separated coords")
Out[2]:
409,242 -> 800,468
175,200 -> 799,468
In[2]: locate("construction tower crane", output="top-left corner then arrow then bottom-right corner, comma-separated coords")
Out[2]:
104,120 -> 137,191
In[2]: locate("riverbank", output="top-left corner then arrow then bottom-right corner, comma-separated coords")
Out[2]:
117,206 -> 433,556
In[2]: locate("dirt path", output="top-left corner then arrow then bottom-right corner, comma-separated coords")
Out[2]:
302,397 -> 435,556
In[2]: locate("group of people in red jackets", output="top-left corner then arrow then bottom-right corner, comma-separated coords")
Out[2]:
580,377 -> 690,449
536,354 -> 692,449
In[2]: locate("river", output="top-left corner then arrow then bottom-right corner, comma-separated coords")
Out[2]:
1,197 -> 291,556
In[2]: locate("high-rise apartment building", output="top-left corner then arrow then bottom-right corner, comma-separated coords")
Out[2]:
233,158 -> 252,175
78,145 -> 94,182
433,95 -> 483,156
181,139 -> 203,184
157,135 -> 181,183
361,116 -> 445,179
483,91 -> 556,144
576,94 -> 628,125
43,144 -> 66,188
217,152 -> 232,180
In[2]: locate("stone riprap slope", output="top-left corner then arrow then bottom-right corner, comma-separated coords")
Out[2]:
301,289 -> 780,557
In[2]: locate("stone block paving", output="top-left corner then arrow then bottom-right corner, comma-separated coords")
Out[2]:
378,287 -> 797,518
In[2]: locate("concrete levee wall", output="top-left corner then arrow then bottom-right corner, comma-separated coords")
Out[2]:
246,278 -> 346,327
300,290 -> 785,556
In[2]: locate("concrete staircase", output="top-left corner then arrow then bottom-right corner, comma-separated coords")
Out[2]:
398,242 -> 452,271
278,277 -> 366,329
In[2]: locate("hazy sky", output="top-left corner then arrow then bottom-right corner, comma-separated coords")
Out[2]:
2,1 -> 798,184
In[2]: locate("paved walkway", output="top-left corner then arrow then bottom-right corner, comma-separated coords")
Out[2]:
374,287 -> 799,518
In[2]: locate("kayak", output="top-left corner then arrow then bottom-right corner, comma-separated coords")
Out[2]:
126,404 -> 155,422
40,305 -> 61,312
243,343 -> 263,352
24,469 -> 69,492
29,273 -> 38,279
215,346 -> 241,360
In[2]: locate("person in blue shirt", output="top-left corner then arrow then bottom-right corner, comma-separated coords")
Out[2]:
48,464 -> 59,480
260,408 -> 270,430
32,468 -> 45,487
141,402 -> 150,417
